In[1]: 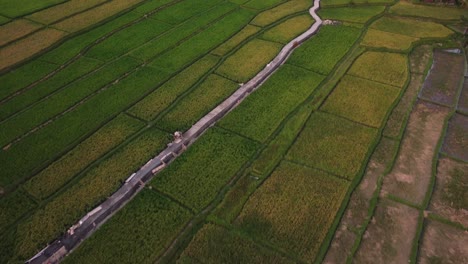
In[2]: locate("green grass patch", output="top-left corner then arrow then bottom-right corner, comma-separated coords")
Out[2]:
235,161 -> 349,261
370,16 -> 454,38
151,0 -> 222,25
132,0 -> 174,14
63,189 -> 192,264
361,29 -> 418,51
442,164 -> 468,210
0,60 -> 57,101
152,127 -> 258,211
0,0 -> 66,18
0,65 -> 170,188
40,11 -> 141,64
318,6 -> 385,24
157,74 -> 238,132
348,51 -> 408,87
131,2 -> 238,61
243,0 -> 285,10
219,64 -> 324,142
212,24 -> 261,56
250,0 -> 311,27
9,127 -> 169,260
389,1 -> 468,20
321,0 -> 393,6
128,55 -> 219,121
0,190 -> 35,234
178,224 -> 293,263
321,75 -> 400,127
0,56 -> 141,147
150,8 -> 255,73
86,18 -> 172,61
288,25 -> 361,75
286,111 -> 377,179
23,114 -> 144,200
0,57 -> 103,121
261,14 -> 314,44
216,38 -> 282,82
0,15 -> 10,25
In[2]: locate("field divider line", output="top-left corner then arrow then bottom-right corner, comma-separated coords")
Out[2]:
27,0 -> 324,263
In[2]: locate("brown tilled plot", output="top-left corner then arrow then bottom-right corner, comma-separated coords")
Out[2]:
441,113 -> 468,162
418,220 -> 468,264
429,157 -> 468,227
381,100 -> 450,205
458,78 -> 468,114
353,198 -> 419,264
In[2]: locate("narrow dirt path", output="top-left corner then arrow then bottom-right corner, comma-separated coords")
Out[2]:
27,1 -> 323,263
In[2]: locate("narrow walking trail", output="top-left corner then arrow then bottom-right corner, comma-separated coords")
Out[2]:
28,1 -> 323,263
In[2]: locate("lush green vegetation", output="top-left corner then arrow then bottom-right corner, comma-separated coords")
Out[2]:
212,25 -> 261,56
63,189 -> 192,264
251,0 -> 311,26
361,29 -> 418,51
178,224 -> 293,263
152,128 -> 258,211
370,16 -> 454,38
288,25 -> 361,75
0,0 -> 66,18
243,0 -> 285,10
261,14 -> 314,44
0,190 -> 35,234
321,75 -> 400,127
286,112 -> 377,179
389,1 -> 468,20
236,161 -> 349,261
318,6 -> 385,23
219,64 -> 324,142
348,51 -> 408,87
216,38 -> 282,82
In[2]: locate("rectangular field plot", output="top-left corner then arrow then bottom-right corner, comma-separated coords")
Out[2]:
250,0 -> 311,27
157,74 -> 238,132
288,25 -> 361,75
321,0 -> 393,6
26,0 -> 108,25
86,18 -> 172,61
0,56 -> 141,148
0,19 -> 42,46
242,0 -> 285,10
0,0 -> 66,18
0,57 -> 103,121
0,60 -> 57,101
286,111 -> 377,179
150,8 -> 255,73
152,127 -> 258,211
389,1 -> 468,20
129,55 -> 219,121
212,25 -> 261,56
441,114 -> 468,162
235,161 -> 349,262
0,65 -> 170,188
321,75 -> 400,128
361,29 -> 418,51
0,189 -> 36,234
63,189 -> 192,264
419,50 -> 465,107
370,16 -> 453,39
7,127 -> 169,261
261,14 -> 314,44
318,6 -> 385,24
218,64 -> 324,142
151,0 -> 222,25
347,51 -> 408,87
23,114 -> 145,200
216,38 -> 282,83
178,224 -> 294,263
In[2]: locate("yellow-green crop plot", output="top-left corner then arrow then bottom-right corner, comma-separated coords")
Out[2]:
318,6 -> 385,24
286,112 -> 377,179
261,14 -> 314,44
321,75 -> 400,127
348,51 -> 408,87
235,161 -> 349,261
361,29 -> 418,51
250,0 -> 311,26
370,16 -> 453,39
216,38 -> 282,82
212,25 -> 261,56
390,1 -> 468,20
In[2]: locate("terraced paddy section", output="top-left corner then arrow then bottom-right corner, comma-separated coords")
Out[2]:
389,1 -> 468,20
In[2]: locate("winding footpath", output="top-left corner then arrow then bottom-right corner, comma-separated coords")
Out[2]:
28,1 -> 323,263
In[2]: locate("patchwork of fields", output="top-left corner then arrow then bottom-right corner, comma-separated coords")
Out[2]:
0,0 -> 466,263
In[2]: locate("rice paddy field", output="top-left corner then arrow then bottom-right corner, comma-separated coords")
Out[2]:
0,0 -> 466,263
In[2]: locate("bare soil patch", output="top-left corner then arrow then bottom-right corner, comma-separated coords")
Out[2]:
353,198 -> 419,264
381,100 -> 450,205
429,157 -> 468,227
419,50 -> 464,106
418,220 -> 468,264
441,113 -> 468,162
409,45 -> 432,74
324,138 -> 398,263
